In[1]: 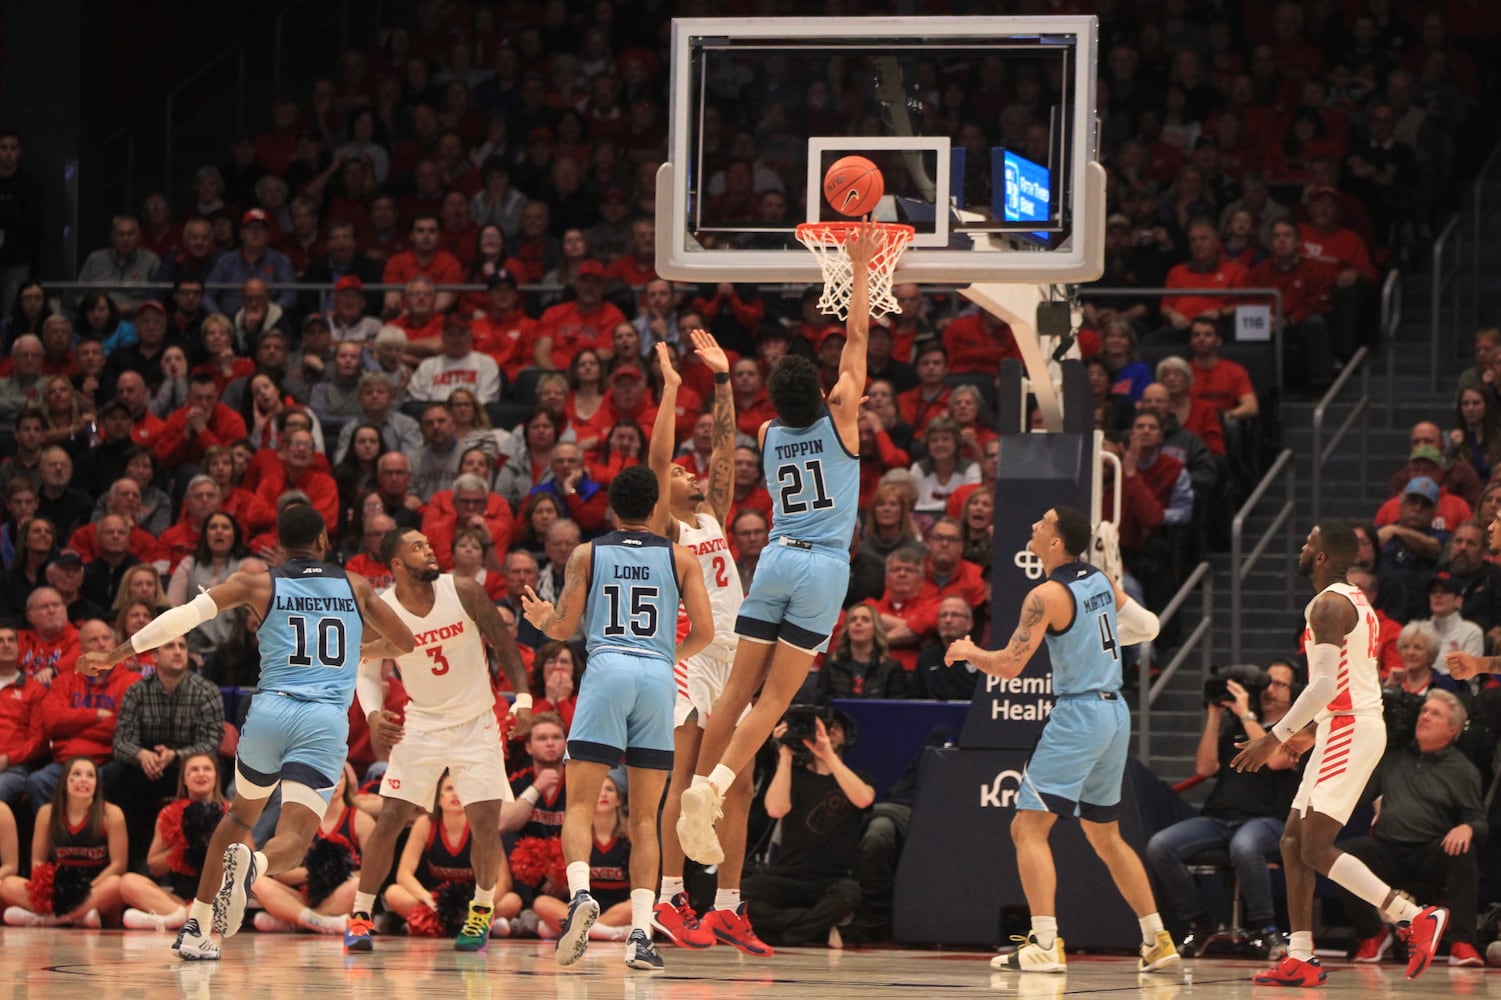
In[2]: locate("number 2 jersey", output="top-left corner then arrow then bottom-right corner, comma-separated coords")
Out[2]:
258,559 -> 365,704
380,574 -> 491,733
584,530 -> 680,664
674,512 -> 743,659
764,408 -> 859,558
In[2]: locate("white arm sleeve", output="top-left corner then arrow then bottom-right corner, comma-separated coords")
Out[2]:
1272,642 -> 1340,741
1115,597 -> 1160,645
356,656 -> 385,718
130,593 -> 219,653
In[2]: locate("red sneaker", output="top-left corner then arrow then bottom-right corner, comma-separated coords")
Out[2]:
701,904 -> 774,956
1252,955 -> 1327,986
1449,941 -> 1484,967
1397,905 -> 1448,980
1352,928 -> 1391,963
651,892 -> 715,949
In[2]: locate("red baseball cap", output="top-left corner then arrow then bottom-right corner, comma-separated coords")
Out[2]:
610,364 -> 645,384
241,208 -> 271,226
334,275 -> 364,293
576,260 -> 606,279
136,300 -> 166,315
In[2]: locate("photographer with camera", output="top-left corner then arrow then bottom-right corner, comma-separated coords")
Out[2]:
1146,662 -> 1302,957
740,706 -> 874,948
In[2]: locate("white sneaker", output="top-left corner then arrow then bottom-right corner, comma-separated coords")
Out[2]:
992,934 -> 1067,973
302,912 -> 347,935
252,912 -> 293,933
490,916 -> 511,938
215,844 -> 258,938
4,905 -> 63,927
173,918 -> 221,961
124,907 -> 167,932
676,783 -> 725,865
75,909 -> 102,929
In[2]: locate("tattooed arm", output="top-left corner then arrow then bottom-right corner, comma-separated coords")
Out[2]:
693,329 -> 736,529
943,582 -> 1066,679
521,543 -> 592,640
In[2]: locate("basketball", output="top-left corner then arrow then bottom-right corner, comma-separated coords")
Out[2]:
823,156 -> 884,217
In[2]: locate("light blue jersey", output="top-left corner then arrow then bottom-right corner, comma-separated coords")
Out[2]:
583,531 -> 679,665
763,409 -> 859,557
257,560 -> 365,705
1043,561 -> 1122,695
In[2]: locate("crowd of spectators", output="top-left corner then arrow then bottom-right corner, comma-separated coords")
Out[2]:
0,0 -> 1496,953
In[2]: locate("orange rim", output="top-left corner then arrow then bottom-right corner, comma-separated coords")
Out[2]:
794,221 -> 915,244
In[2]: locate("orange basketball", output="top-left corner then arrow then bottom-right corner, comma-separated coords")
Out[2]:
823,155 -> 884,217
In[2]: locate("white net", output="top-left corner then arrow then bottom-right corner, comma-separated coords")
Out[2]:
795,222 -> 914,320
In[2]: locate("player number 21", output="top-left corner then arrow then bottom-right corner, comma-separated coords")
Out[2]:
776,459 -> 835,515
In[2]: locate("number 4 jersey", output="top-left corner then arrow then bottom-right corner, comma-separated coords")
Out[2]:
584,531 -> 680,664
379,574 -> 492,733
1044,561 -> 1123,695
764,409 -> 859,557
258,559 -> 365,705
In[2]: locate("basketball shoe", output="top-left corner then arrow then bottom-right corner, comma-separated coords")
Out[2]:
556,891 -> 600,967
216,843 -> 259,938
701,903 -> 773,956
173,918 -> 221,961
1352,928 -> 1392,963
992,934 -> 1067,973
625,929 -> 665,970
1139,929 -> 1181,972
651,892 -> 715,948
456,903 -> 494,952
676,784 -> 724,865
1396,905 -> 1448,979
1253,955 -> 1326,986
344,911 -> 375,952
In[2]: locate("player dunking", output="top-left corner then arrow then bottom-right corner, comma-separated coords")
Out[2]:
342,529 -> 533,953
521,466 -> 714,970
1234,521 -> 1448,983
78,506 -> 415,960
676,222 -> 879,867
946,507 -> 1176,974
646,332 -> 769,955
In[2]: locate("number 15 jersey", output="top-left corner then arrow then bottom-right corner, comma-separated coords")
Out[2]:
585,531 -> 680,665
380,574 -> 490,732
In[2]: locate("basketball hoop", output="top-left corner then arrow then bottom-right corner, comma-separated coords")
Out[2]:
795,221 -> 914,320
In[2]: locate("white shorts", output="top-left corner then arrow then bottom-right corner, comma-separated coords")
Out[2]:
380,711 -> 514,807
1289,714 -> 1384,825
672,645 -> 748,729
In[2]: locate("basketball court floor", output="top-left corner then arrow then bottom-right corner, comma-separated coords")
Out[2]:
2,930 -> 1488,999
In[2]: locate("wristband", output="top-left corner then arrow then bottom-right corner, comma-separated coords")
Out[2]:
714,372 -> 731,385
512,693 -> 533,712
520,786 -> 541,805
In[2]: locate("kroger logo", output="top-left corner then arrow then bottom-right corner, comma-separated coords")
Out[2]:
980,769 -> 1025,808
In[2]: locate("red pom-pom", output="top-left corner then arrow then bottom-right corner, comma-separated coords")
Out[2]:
27,863 -> 56,915
405,903 -> 441,937
159,800 -> 192,875
509,835 -> 564,887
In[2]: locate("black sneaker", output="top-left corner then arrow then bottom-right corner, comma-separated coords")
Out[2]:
1178,925 -> 1211,959
1247,926 -> 1287,961
625,929 -> 665,970
555,891 -> 599,967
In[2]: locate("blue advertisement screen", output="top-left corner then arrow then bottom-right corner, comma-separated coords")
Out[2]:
1000,150 -> 1051,224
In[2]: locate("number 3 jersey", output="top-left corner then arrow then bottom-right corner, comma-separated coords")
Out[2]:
258,559 -> 365,704
764,409 -> 859,557
380,574 -> 491,733
675,512 -> 743,659
584,531 -> 679,665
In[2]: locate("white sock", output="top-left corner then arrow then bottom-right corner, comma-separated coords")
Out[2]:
588,922 -> 631,941
707,765 -> 736,794
123,907 -> 163,930
714,888 -> 741,912
659,876 -> 686,904
253,850 -> 269,875
1385,896 -> 1422,924
473,885 -> 495,908
299,907 -> 343,931
567,861 -> 591,897
188,899 -> 214,928
691,774 -> 710,788
1329,854 -> 1401,913
631,888 -> 654,934
353,891 -> 376,915
1031,915 -> 1058,950
1289,931 -> 1315,961
1139,912 -> 1164,946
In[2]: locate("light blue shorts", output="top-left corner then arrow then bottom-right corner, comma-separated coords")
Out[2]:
735,543 -> 847,653
567,651 -> 675,770
1018,694 -> 1129,822
235,693 -> 350,802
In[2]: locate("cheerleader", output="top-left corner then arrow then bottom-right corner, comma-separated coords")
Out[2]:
532,774 -> 633,940
0,802 -> 16,881
119,752 -> 226,930
385,773 -> 521,935
251,763 -> 372,934
1,756 -> 126,926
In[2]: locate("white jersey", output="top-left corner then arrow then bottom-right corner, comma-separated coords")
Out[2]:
1302,581 -> 1382,721
380,574 -> 492,732
675,511 -> 742,657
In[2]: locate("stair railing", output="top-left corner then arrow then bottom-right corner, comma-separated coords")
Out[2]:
1230,449 -> 1296,665
1380,269 -> 1401,425
1311,345 -> 1370,523
1136,560 -> 1212,762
